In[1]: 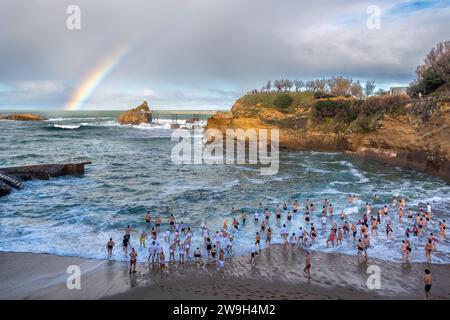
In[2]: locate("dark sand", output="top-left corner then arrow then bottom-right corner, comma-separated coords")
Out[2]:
1,246 -> 449,300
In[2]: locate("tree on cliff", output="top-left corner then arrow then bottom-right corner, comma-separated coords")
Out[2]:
364,80 -> 376,97
266,80 -> 272,92
409,40 -> 449,96
294,80 -> 304,92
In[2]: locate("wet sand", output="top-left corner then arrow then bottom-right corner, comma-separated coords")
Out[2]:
1,246 -> 449,300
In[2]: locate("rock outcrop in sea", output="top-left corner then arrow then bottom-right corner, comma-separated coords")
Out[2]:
117,101 -> 152,125
0,113 -> 47,121
206,87 -> 450,182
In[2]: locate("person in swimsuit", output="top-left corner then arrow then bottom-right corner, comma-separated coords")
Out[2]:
145,211 -> 151,224
169,243 -> 176,263
232,218 -> 239,230
129,248 -> 137,274
401,240 -> 407,263
139,230 -> 147,248
122,235 -> 129,254
211,245 -> 217,260
351,223 -> 357,241
425,239 -> 434,263
336,227 -> 343,245
178,243 -> 185,264
218,249 -> 225,272
250,242 -> 258,266
206,238 -> 212,258
265,209 -> 271,221
194,247 -> 202,263
287,211 -> 292,222
310,224 -> 317,241
147,240 -> 156,263
255,232 -> 261,252
424,269 -> 432,299
439,220 -> 446,239
304,251 -> 311,277
159,250 -> 165,271
260,220 -> 266,233
168,214 -> 175,232
155,215 -> 161,231
241,211 -> 247,225
107,238 -> 115,258
326,229 -> 335,247
266,227 -> 272,247
405,240 -> 411,263
357,239 -> 368,263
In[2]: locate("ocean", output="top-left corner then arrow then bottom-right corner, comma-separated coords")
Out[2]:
0,111 -> 449,263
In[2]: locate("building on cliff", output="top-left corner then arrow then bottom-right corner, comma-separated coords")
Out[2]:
388,87 -> 409,96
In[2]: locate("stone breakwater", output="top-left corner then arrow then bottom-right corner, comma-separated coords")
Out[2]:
0,162 -> 91,197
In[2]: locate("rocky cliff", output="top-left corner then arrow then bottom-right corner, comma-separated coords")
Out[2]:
206,90 -> 450,182
117,101 -> 152,125
0,113 -> 47,121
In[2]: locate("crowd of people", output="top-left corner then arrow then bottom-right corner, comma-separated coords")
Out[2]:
105,195 -> 447,299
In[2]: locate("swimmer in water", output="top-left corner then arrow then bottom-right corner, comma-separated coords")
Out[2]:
155,215 -> 161,231
145,211 -> 151,224
106,238 -> 115,258
350,222 -> 357,240
326,228 -> 335,247
139,230 -> 147,248
266,227 -> 272,247
122,235 -> 129,254
241,211 -> 247,225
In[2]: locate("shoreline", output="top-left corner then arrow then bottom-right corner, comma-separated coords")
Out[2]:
1,245 -> 449,300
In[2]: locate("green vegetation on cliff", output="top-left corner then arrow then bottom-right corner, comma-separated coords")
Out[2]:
237,91 -> 314,112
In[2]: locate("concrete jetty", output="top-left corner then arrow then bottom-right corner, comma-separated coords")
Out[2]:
0,161 -> 91,197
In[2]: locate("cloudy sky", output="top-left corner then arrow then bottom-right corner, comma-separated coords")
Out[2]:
0,0 -> 449,110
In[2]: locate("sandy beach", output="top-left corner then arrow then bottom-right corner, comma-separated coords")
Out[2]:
1,245 -> 448,300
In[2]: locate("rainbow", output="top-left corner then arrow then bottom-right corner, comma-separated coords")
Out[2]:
64,45 -> 130,110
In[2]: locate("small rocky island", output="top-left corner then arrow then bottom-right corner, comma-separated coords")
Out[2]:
0,162 -> 91,197
117,100 -> 152,125
0,113 -> 47,121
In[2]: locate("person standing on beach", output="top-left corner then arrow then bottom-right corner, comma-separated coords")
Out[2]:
304,251 -> 311,277
424,269 -> 432,299
155,215 -> 161,231
107,238 -> 115,258
159,250 -> 166,272
129,248 -> 137,274
250,242 -> 257,266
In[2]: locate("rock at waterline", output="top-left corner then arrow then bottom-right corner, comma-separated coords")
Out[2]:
0,113 -> 47,121
117,101 -> 152,125
0,180 -> 12,196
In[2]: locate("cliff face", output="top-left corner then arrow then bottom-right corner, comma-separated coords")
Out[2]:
206,96 -> 450,182
0,113 -> 47,121
117,101 -> 152,125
